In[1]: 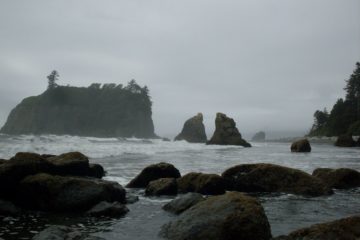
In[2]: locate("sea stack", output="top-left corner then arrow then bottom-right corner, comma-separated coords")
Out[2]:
207,113 -> 251,147
174,113 -> 207,143
252,131 -> 266,142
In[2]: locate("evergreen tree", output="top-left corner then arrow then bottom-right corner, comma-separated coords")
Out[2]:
47,70 -> 59,90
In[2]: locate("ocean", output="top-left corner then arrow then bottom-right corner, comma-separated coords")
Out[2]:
0,134 -> 359,239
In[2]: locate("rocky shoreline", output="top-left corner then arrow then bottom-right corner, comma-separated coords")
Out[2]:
1,151 -> 360,239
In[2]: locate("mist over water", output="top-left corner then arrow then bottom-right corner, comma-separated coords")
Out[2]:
0,134 -> 359,239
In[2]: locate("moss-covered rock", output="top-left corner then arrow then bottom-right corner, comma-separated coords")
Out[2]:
207,113 -> 251,147
312,168 -> 360,189
145,178 -> 178,196
17,173 -> 126,212
47,152 -> 90,176
160,192 -> 272,240
162,192 -> 205,215
0,153 -> 54,199
174,113 -> 207,143
222,163 -> 332,196
177,172 -> 227,195
126,162 -> 181,188
274,215 -> 360,240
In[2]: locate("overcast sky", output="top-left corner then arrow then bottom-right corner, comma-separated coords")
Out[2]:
0,0 -> 359,138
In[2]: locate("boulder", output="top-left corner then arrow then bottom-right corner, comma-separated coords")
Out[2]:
40,154 -> 56,159
145,178 -> 178,196
0,199 -> 21,215
273,215 -> 360,240
162,137 -> 171,142
222,163 -> 333,196
0,153 -> 54,199
47,152 -> 90,176
160,192 -> 272,240
290,139 -> 311,152
16,173 -> 126,212
32,225 -> 104,240
162,192 -> 205,214
312,168 -> 360,189
207,113 -> 251,147
126,162 -> 181,188
335,135 -> 356,147
252,131 -> 266,142
174,113 -> 207,143
177,172 -> 227,195
88,163 -> 105,178
87,201 -> 129,218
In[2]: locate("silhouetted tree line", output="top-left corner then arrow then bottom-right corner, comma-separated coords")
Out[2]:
309,62 -> 360,136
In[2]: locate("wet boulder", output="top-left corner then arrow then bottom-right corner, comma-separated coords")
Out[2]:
174,113 -> 207,143
335,135 -> 356,147
17,173 -> 126,212
126,162 -> 181,188
0,199 -> 21,215
207,113 -> 251,147
290,139 -> 311,152
160,192 -> 272,240
145,178 -> 178,196
47,152 -> 90,176
88,163 -> 105,179
312,168 -> 360,189
33,225 -> 104,240
274,215 -> 360,240
162,192 -> 205,214
0,152 -> 54,199
177,172 -> 227,195
87,201 -> 129,218
222,163 -> 332,196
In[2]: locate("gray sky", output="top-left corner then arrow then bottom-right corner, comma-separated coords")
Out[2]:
0,0 -> 359,138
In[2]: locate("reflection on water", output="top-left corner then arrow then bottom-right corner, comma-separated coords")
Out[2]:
0,134 -> 359,239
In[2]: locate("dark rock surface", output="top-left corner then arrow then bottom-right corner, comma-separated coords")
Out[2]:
252,131 -> 266,141
87,201 -> 129,218
0,199 -> 21,215
162,192 -> 205,214
160,192 -> 272,240
88,163 -> 105,178
207,113 -> 251,147
222,163 -> 332,196
126,162 -> 181,188
177,172 -> 227,195
0,152 -> 54,199
174,113 -> 207,143
17,173 -> 126,211
145,178 -> 178,196
273,215 -> 360,240
335,135 -> 356,147
290,139 -> 311,152
312,168 -> 360,189
47,152 -> 90,176
32,225 -> 104,240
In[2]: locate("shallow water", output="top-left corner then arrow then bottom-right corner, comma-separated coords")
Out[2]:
0,134 -> 359,239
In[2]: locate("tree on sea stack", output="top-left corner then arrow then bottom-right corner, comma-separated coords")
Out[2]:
47,70 -> 59,90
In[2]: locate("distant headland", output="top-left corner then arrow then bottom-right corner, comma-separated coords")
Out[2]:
0,71 -> 156,138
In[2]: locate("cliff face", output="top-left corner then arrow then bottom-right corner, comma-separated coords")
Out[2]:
1,84 -> 156,138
